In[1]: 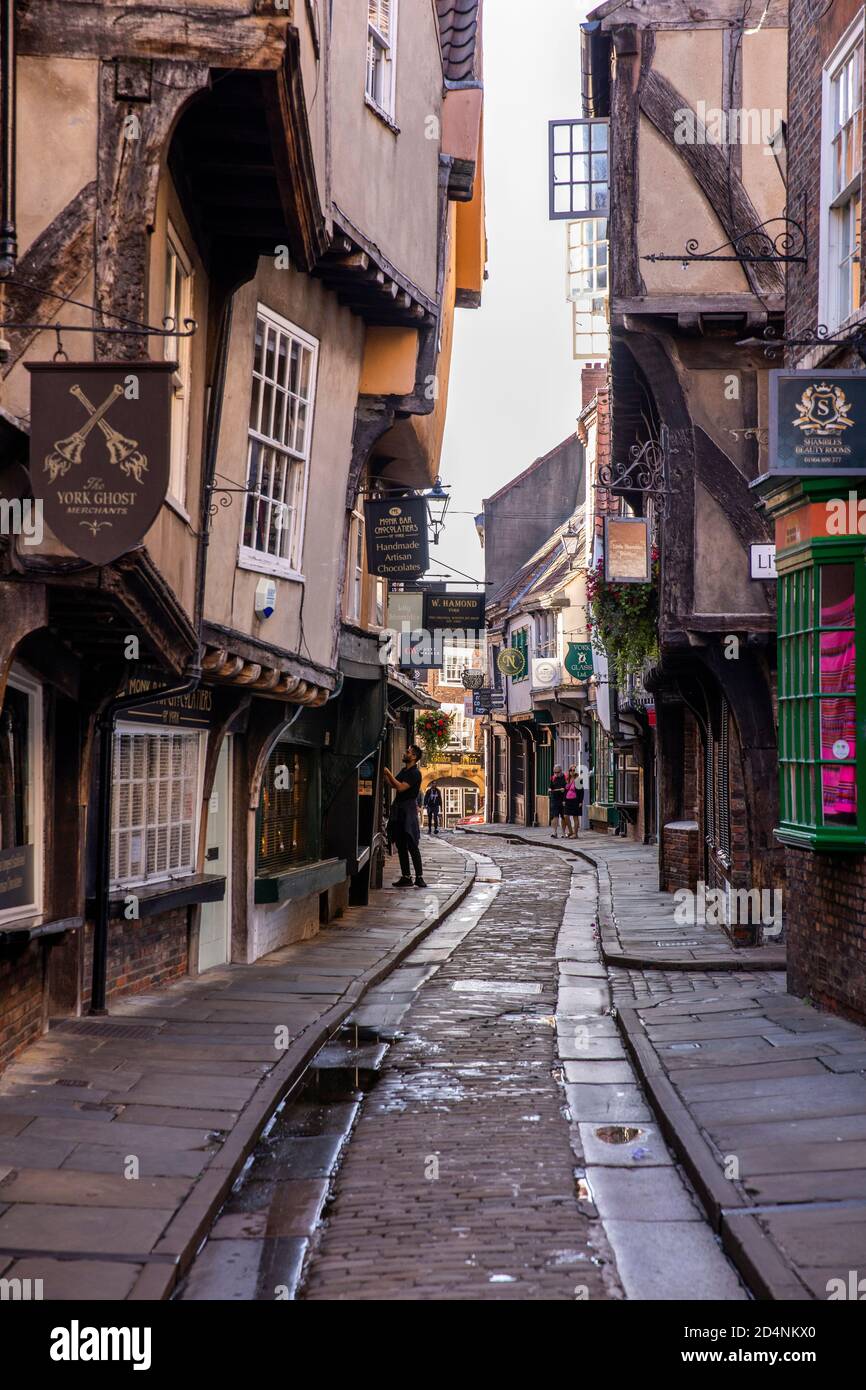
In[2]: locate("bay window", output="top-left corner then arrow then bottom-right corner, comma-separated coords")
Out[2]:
778,552 -> 864,848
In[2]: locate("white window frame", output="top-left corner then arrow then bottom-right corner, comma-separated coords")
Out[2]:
820,16 -> 864,331
440,648 -> 465,687
0,667 -> 43,924
366,0 -> 398,120
442,702 -> 472,750
109,724 -> 205,892
239,304 -> 319,582
164,226 -> 194,511
346,507 -> 365,624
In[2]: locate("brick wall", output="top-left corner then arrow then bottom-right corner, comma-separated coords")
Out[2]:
662,822 -> 699,893
785,847 -> 866,1024
82,908 -> 189,1010
0,942 -> 44,1071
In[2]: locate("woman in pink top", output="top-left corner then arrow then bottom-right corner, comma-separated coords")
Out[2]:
564,765 -> 583,838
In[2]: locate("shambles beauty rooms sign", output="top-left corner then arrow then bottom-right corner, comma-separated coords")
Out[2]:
27,361 -> 174,564
770,370 -> 866,475
364,496 -> 429,579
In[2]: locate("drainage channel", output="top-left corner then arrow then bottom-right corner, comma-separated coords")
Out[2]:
176,858 -> 500,1301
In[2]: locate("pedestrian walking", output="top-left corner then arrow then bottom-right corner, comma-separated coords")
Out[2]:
564,764 -> 584,838
423,781 -> 442,835
548,763 -> 567,838
384,744 -> 427,888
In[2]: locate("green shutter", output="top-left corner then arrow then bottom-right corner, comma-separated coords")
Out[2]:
536,743 -> 553,795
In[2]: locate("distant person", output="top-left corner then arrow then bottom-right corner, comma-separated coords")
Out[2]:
564,764 -> 584,838
423,782 -> 442,835
384,745 -> 427,888
549,763 -> 567,838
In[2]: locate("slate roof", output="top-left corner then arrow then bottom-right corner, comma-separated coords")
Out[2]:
486,511 -> 586,625
437,0 -> 482,82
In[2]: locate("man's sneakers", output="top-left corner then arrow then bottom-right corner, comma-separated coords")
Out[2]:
414,878 -> 428,889
392,876 -> 413,888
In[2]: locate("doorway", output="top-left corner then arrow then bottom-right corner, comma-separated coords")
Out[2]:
198,735 -> 232,972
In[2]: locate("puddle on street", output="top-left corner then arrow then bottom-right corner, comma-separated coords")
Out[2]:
595,1124 -> 644,1145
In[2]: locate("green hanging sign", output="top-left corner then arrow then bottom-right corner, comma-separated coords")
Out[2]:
565,642 -> 594,681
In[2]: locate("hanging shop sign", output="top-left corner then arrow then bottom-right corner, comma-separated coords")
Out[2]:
26,361 -> 174,565
604,516 -> 651,584
497,647 -> 526,678
769,370 -> 866,476
123,676 -> 214,729
564,642 -> 594,680
364,496 -> 429,579
462,669 -> 485,691
422,590 -> 486,632
472,686 -> 505,715
0,843 -> 35,913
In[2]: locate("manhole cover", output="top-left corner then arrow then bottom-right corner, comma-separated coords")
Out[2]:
452,980 -> 542,995
52,1019 -> 164,1041
595,1125 -> 644,1145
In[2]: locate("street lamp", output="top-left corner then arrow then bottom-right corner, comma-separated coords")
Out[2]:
426,477 -> 451,545
560,518 -> 582,566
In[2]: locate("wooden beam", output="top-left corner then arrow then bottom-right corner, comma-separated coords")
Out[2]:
18,3 -> 290,68
259,29 -> 328,270
639,68 -> 785,300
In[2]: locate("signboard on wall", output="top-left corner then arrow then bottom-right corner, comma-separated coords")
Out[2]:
604,516 -> 650,584
423,590 -> 486,631
27,361 -> 174,564
123,676 -> 214,729
364,497 -> 429,579
769,370 -> 866,475
750,544 -> 777,579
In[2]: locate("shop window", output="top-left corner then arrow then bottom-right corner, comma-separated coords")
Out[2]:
257,743 -> 318,875
241,306 -> 318,579
440,648 -> 465,686
778,557 -> 863,848
615,751 -> 639,806
536,742 -> 554,795
0,669 -> 42,918
110,728 -> 203,889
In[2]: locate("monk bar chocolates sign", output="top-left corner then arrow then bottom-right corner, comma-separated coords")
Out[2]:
769,370 -> 866,476
27,360 -> 175,564
364,496 -> 429,579
423,590 -> 486,631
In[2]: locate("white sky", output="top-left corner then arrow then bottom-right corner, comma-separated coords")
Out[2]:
431,0 -> 588,590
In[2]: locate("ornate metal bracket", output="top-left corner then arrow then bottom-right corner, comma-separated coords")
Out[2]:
728,426 -> 769,445
642,215 -> 806,267
737,322 -> 866,365
596,425 -> 669,495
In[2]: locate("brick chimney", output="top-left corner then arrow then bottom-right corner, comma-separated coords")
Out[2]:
581,362 -> 607,409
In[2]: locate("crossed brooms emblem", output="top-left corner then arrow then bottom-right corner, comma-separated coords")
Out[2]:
44,384 -> 149,484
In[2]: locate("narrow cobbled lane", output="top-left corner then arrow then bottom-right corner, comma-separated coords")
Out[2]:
300,838 -> 620,1301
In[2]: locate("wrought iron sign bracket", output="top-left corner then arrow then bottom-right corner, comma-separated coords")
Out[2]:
737,322 -> 866,366
595,425 -> 670,496
641,212 -> 807,268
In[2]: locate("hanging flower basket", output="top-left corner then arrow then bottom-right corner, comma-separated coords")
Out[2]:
585,551 -> 660,685
415,709 -> 454,762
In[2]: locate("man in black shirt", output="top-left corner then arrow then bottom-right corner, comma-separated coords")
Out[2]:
384,744 -> 427,888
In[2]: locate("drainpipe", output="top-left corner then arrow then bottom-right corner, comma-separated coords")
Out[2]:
0,0 -> 17,278
90,669 -> 201,1015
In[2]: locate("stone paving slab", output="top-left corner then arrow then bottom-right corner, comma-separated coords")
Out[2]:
0,837 -> 475,1298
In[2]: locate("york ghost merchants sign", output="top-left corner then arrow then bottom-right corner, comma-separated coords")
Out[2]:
364,496 -> 429,579
770,370 -> 866,475
27,361 -> 174,564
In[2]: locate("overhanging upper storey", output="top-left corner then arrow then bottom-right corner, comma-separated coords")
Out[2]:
586,0 -> 790,336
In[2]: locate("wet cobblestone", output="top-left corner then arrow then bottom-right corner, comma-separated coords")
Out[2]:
300,837 -> 620,1301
